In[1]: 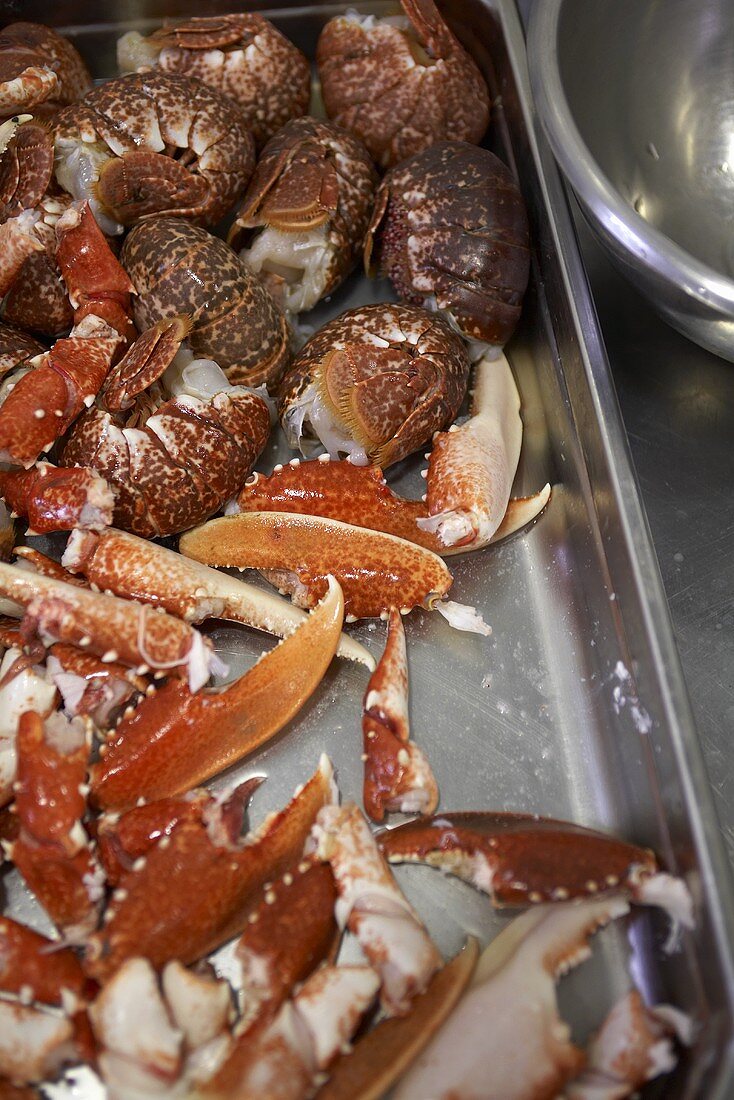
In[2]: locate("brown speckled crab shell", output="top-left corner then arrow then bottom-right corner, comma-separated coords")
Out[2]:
278,302 -> 470,467
0,22 -> 91,119
54,72 -> 255,228
121,218 -> 291,389
120,14 -> 311,149
3,193 -> 75,337
0,119 -> 54,224
365,142 -> 531,346
316,0 -> 490,169
0,319 -> 46,383
229,116 -> 377,310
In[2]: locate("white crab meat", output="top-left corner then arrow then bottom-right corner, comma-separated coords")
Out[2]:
0,1000 -> 76,1084
281,380 -> 370,465
0,645 -> 57,805
240,224 -> 333,314
161,962 -> 232,1050
54,137 -> 124,236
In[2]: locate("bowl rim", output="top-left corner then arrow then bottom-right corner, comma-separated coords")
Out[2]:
527,0 -> 734,315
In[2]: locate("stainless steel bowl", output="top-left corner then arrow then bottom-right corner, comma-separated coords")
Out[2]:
528,0 -> 734,361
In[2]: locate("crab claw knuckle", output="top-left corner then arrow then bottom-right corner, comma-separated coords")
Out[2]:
0,464 -> 114,535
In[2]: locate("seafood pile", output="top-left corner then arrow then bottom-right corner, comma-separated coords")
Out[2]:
0,7 -> 695,1100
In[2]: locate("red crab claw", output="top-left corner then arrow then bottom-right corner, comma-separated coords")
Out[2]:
89,576 -> 345,810
393,899 -> 689,1100
0,463 -> 114,534
7,710 -> 104,942
95,778 -> 262,888
55,200 -> 135,342
62,526 -> 374,669
313,802 -> 442,1017
237,457 -> 551,556
363,607 -> 437,822
179,511 -> 453,622
84,754 -> 336,981
0,317 -> 122,469
0,561 -> 221,692
378,812 -> 664,907
317,939 -> 479,1100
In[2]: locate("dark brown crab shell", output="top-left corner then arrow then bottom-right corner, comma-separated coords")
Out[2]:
229,116 -> 378,312
365,142 -> 531,347
119,14 -> 311,150
0,22 -> 92,118
53,72 -> 256,228
121,218 -> 291,389
0,319 -> 45,383
316,0 -> 490,169
278,302 -> 470,468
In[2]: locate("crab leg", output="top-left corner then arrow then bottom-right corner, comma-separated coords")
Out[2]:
180,512 -> 454,621
63,527 -> 375,670
313,802 -> 442,1016
363,608 -> 437,821
0,463 -> 114,534
0,561 -> 221,692
84,755 -> 336,981
378,812 -> 660,907
13,546 -> 87,586
237,458 -> 550,555
7,711 -> 104,942
89,577 -> 345,810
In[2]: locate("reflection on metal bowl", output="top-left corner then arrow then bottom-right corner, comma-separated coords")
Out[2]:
529,0 -> 734,361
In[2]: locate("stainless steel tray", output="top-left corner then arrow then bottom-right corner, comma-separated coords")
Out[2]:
3,1 -> 734,1096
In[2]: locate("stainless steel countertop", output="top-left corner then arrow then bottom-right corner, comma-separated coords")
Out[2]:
572,208 -> 734,864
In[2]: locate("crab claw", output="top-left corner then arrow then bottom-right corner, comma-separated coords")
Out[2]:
312,802 -> 442,1017
417,353 -> 525,550
378,812 -> 659,907
63,526 -> 375,670
0,560 -> 221,692
363,607 -> 437,821
393,898 -> 685,1100
0,463 -> 114,534
237,458 -> 551,556
89,578 -> 345,810
7,711 -> 104,942
0,916 -> 90,1007
84,755 -> 336,981
179,511 -> 454,622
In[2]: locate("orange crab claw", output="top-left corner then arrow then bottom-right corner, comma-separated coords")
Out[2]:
378,812 -> 659,907
363,608 -> 437,822
84,755 -> 336,981
8,711 -> 104,942
55,200 -> 135,341
0,561 -> 220,691
237,458 -> 551,556
179,512 -> 453,621
13,545 -> 89,586
0,463 -> 114,534
89,576 -> 345,811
